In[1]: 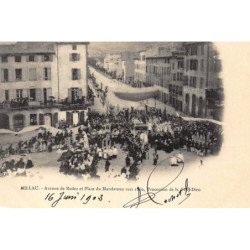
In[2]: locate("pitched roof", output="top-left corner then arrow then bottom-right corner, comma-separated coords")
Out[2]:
0,42 -> 89,55
0,42 -> 55,55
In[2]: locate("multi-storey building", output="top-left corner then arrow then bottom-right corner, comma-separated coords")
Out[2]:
121,52 -> 138,84
183,42 -> 223,119
134,51 -> 146,86
103,54 -> 123,79
169,51 -> 184,112
121,59 -> 134,84
145,45 -> 185,105
145,53 -> 171,103
0,42 -> 90,131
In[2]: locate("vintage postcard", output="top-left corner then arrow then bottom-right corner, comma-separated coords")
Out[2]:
0,41 -> 248,208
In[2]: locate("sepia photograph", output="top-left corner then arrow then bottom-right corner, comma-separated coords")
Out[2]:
1,1 -> 250,250
0,41 -> 226,208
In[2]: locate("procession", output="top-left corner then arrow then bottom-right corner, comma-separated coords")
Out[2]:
0,42 -> 223,182
0,102 -> 222,181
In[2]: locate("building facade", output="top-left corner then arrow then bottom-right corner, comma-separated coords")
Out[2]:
145,43 -> 223,119
0,42 -> 90,131
169,52 -> 184,112
103,54 -> 123,79
134,51 -> 146,86
183,42 -> 223,119
120,52 -> 138,84
145,54 -> 172,104
121,59 -> 134,84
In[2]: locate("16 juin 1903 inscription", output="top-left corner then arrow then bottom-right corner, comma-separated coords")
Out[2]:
0,41 -> 249,208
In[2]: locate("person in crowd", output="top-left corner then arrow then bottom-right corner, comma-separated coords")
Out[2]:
15,158 -> 25,169
170,156 -> 178,167
153,152 -> 159,166
26,157 -> 34,169
125,154 -> 131,167
176,151 -> 184,164
105,159 -> 111,172
112,146 -> 118,159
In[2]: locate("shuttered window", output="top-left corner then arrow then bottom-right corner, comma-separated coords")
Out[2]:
29,89 -> 36,101
2,69 -> 8,82
15,69 -> 22,81
72,68 -> 81,80
43,67 -> 51,80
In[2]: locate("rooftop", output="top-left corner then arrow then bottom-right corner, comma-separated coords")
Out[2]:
146,50 -> 184,59
0,42 -> 55,55
0,42 -> 89,55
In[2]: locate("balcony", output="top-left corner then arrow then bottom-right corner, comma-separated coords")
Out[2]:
0,98 -> 93,111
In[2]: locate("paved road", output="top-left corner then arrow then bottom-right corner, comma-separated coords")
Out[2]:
89,67 -> 178,115
90,67 -> 144,109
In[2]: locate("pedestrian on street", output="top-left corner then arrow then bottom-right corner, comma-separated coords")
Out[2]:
153,152 -> 159,166
105,159 -> 111,172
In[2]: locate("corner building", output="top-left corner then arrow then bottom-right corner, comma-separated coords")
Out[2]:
0,42 -> 90,131
183,42 -> 223,119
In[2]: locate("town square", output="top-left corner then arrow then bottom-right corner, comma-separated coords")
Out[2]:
0,42 -> 223,182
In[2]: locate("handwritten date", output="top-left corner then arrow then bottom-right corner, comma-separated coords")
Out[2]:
45,192 -> 103,207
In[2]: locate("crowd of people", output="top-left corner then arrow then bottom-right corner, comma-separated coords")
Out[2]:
56,108 -> 222,180
0,156 -> 34,177
0,105 -> 223,180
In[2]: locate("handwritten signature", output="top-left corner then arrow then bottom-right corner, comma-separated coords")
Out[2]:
123,156 -> 192,208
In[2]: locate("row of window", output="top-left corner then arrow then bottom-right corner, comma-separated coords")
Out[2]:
0,68 -> 81,82
185,58 -> 221,72
184,44 -> 205,56
169,84 -> 183,96
185,59 -> 204,71
146,76 -> 169,87
143,56 -> 220,75
146,62 -> 184,74
146,58 -> 184,70
147,58 -> 219,73
183,76 -> 206,88
146,65 -> 171,75
0,54 -> 53,63
0,52 -> 81,63
146,73 -> 207,89
14,110 -> 79,128
14,113 -> 45,126
172,72 -> 183,82
0,68 -> 51,82
171,60 -> 184,70
4,88 -> 49,102
4,86 -> 82,103
147,58 -> 170,64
